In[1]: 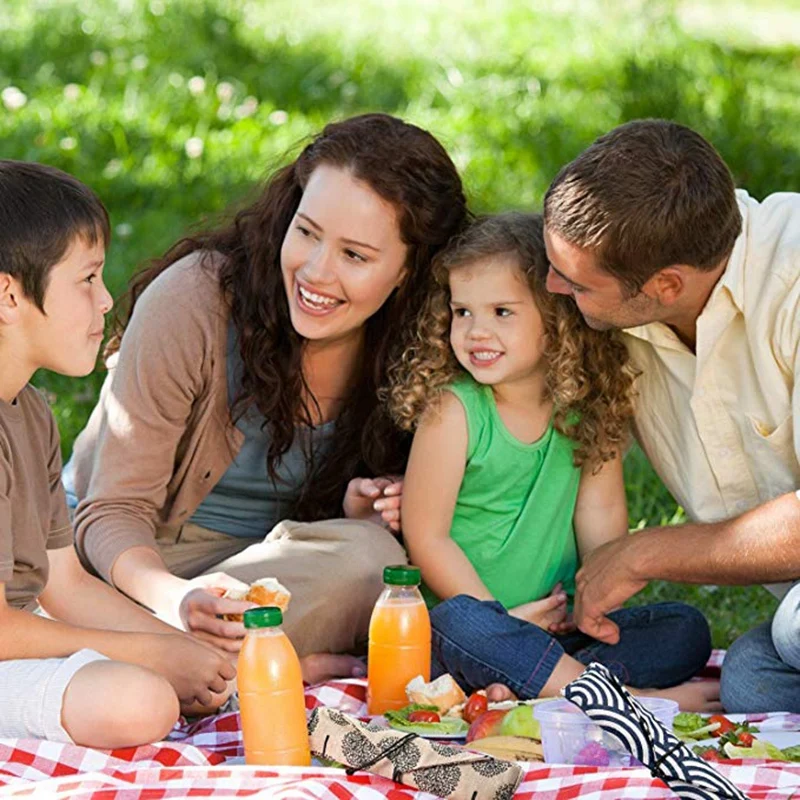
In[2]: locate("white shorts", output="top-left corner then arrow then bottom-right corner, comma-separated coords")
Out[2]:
0,649 -> 108,742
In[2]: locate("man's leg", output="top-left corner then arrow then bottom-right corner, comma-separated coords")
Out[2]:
771,580 -> 800,670
721,620 -> 800,712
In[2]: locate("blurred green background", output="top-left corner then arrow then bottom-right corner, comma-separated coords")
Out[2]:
5,0 -> 799,646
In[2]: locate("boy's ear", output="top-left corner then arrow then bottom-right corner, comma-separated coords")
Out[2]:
0,273 -> 22,325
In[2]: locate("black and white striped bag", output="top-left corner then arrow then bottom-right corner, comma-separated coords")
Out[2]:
564,663 -> 747,800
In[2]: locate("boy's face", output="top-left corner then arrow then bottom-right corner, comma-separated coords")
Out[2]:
19,235 -> 113,377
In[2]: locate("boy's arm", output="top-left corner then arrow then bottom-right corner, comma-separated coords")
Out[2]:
401,392 -> 494,601
573,453 -> 629,560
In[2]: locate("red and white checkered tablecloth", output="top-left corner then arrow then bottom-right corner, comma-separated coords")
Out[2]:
3,650 -> 800,799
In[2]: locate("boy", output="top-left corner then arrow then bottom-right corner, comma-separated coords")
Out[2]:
0,160 -> 240,747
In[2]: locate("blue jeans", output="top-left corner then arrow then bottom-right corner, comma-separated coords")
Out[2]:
430,595 -> 712,698
720,581 -> 800,712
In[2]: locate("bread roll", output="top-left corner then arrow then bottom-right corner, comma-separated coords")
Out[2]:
406,674 -> 467,714
222,578 -> 291,622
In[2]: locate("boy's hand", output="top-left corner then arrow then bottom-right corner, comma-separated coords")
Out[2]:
509,583 -> 569,632
178,573 -> 255,653
343,476 -> 403,532
139,632 -> 236,708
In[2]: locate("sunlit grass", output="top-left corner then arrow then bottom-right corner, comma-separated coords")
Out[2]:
5,0 -> 794,645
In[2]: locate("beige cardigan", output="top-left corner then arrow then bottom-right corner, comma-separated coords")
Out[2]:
73,252 -> 246,583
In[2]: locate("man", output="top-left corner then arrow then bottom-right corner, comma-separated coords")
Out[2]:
543,119 -> 800,712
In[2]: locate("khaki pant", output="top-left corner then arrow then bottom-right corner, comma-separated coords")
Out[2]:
158,519 -> 407,658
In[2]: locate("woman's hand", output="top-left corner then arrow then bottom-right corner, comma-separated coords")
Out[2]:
509,583 -> 569,633
343,476 -> 403,532
178,572 -> 256,653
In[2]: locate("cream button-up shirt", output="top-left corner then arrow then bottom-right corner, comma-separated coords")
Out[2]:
623,190 -> 800,595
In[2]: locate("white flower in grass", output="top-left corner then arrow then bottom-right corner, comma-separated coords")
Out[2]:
234,96 -> 258,119
185,137 -> 204,159
2,86 -> 27,110
188,76 -> 206,96
116,223 -> 133,238
59,137 -> 77,151
216,81 -> 235,103
103,159 -> 123,179
168,72 -> 184,88
269,109 -> 288,125
149,0 -> 165,15
63,83 -> 81,102
131,54 -> 148,71
90,50 -> 108,67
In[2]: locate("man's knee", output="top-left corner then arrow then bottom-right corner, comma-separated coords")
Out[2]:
720,623 -> 773,712
771,583 -> 800,670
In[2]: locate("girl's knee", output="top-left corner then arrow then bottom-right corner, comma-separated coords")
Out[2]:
63,661 -> 179,747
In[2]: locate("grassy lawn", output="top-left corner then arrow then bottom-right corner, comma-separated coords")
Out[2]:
4,0 -> 798,646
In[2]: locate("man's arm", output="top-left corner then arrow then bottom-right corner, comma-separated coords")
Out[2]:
574,490 -> 800,643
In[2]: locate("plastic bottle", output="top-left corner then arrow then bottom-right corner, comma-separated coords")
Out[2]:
367,564 -> 431,715
238,606 -> 311,766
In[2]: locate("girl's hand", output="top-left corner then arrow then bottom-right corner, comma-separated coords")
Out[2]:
509,583 -> 568,632
178,572 -> 256,653
343,476 -> 404,532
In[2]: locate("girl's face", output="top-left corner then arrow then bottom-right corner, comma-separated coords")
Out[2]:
449,255 -> 547,388
281,164 -> 409,349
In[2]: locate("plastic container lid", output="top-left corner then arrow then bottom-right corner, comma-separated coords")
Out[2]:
243,606 -> 283,628
383,565 -> 421,586
534,697 -> 678,725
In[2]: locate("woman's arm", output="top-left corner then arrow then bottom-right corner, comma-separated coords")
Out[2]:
573,453 -> 629,560
401,392 -> 494,601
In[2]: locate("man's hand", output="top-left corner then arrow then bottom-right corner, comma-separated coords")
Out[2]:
343,476 -> 403,532
509,583 -> 569,632
574,536 -> 648,644
178,573 -> 255,653
137,632 -> 237,708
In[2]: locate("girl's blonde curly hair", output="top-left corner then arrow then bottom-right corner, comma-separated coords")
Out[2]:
386,212 -> 640,469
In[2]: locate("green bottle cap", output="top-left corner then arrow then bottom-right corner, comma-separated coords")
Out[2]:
383,565 -> 421,586
243,606 -> 283,628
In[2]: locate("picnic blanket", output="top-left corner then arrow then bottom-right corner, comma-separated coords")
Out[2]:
2,651 -> 800,799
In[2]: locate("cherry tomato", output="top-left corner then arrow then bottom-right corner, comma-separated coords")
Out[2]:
463,692 -> 489,724
708,714 -> 736,737
700,748 -> 724,762
736,731 -> 754,748
408,710 -> 440,723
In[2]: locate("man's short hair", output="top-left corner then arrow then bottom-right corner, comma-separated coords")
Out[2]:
0,161 -> 110,312
544,119 -> 742,294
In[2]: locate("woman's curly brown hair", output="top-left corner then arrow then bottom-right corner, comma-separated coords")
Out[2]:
387,212 -> 639,469
104,114 -> 468,520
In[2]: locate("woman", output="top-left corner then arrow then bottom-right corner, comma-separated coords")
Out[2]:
67,113 -> 468,683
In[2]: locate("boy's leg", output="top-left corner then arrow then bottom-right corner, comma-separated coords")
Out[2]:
62,658 -> 179,747
204,518 -> 407,657
0,649 -> 179,748
721,620 -> 800,712
564,602 -> 711,688
430,595 -> 568,699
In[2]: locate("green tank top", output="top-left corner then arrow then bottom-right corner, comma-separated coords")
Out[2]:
431,375 -> 580,609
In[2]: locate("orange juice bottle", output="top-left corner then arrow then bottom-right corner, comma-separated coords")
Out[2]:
367,565 -> 431,715
238,606 -> 311,766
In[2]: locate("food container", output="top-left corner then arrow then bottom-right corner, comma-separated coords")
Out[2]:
533,696 -> 678,766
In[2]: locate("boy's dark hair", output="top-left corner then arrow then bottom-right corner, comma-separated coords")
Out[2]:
0,160 -> 110,312
544,119 -> 742,294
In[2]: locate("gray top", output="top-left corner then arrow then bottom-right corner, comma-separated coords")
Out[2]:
190,324 -> 334,538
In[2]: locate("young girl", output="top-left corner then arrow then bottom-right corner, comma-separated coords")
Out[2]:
390,212 -> 713,707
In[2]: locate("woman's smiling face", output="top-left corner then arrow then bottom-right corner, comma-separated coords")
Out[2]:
280,164 -> 409,348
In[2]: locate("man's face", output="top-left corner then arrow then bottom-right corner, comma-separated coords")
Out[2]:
544,226 -> 661,331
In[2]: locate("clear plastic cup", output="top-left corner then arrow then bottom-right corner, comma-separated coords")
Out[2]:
533,697 -> 678,766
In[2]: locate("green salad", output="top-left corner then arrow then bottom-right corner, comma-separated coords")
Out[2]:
383,704 -> 469,736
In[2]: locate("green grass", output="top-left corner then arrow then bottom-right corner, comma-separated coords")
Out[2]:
5,0 -> 795,646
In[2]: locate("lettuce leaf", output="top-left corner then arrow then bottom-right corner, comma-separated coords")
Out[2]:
384,704 -> 468,736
